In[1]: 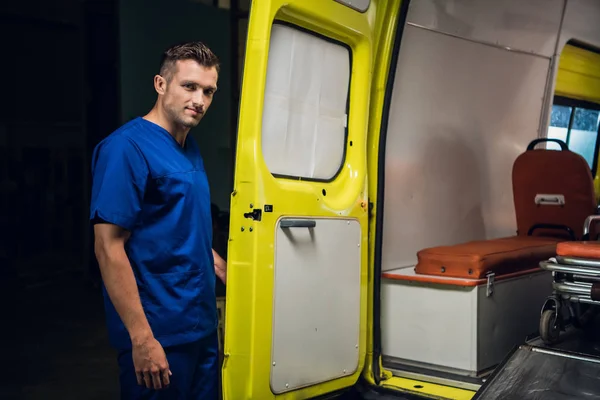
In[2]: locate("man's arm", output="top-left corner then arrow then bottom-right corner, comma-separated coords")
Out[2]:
94,223 -> 171,389
213,248 -> 227,284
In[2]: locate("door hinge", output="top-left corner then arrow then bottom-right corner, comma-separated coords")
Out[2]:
244,209 -> 262,221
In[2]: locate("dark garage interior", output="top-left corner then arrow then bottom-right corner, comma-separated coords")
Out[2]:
2,0 -> 248,398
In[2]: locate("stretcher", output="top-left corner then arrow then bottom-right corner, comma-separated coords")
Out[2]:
474,221 -> 600,399
538,217 -> 600,344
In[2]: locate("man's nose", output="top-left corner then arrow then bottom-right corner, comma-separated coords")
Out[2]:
192,93 -> 205,109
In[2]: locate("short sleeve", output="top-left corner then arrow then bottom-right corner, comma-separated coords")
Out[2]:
89,135 -> 149,231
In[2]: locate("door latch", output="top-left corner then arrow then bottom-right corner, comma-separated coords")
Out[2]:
244,209 -> 262,221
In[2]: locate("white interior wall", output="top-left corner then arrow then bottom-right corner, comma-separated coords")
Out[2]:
406,0 -> 564,58
381,0 -> 564,271
559,0 -> 600,50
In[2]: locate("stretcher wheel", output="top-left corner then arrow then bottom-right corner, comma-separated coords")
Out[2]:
540,309 -> 560,344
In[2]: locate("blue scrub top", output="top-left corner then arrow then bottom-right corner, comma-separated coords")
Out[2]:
90,117 -> 217,350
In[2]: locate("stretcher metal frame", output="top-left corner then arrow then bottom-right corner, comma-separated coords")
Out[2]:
538,215 -> 600,344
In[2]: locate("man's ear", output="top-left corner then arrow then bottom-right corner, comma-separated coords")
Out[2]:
154,75 -> 167,95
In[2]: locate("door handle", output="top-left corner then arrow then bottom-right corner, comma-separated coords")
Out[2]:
280,219 -> 316,229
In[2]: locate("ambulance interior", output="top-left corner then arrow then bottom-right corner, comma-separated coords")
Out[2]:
221,1 -> 600,398
374,0 -> 600,392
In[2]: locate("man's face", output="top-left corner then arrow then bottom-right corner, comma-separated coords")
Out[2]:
160,59 -> 218,129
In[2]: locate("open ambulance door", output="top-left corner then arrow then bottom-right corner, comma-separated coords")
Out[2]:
222,0 -> 385,399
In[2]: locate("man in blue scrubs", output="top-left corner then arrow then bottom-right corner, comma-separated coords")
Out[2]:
90,42 -> 227,399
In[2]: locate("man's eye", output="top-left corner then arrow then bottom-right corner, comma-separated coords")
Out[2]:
184,84 -> 195,90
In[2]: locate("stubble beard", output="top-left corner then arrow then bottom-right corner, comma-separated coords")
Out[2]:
165,104 -> 201,129
180,115 -> 200,129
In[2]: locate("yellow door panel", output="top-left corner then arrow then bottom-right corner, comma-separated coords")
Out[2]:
362,0 -> 403,386
223,1 -> 385,399
555,44 -> 600,105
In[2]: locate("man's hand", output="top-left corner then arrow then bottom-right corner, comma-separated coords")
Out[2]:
132,335 -> 172,389
213,249 -> 227,284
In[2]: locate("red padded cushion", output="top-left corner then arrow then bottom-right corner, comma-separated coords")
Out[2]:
512,149 -> 595,239
416,236 -> 561,279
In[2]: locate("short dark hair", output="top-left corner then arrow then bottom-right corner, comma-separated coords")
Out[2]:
159,41 -> 220,81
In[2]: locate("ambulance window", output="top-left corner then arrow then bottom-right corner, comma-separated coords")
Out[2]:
261,23 -> 350,181
547,104 -> 571,144
570,108 -> 600,167
547,98 -> 600,172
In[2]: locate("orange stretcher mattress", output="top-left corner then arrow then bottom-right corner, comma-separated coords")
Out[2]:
557,241 -> 600,260
415,236 -> 561,279
555,241 -> 600,301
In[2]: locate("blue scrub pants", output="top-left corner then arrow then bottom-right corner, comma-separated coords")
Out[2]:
118,332 -> 219,400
